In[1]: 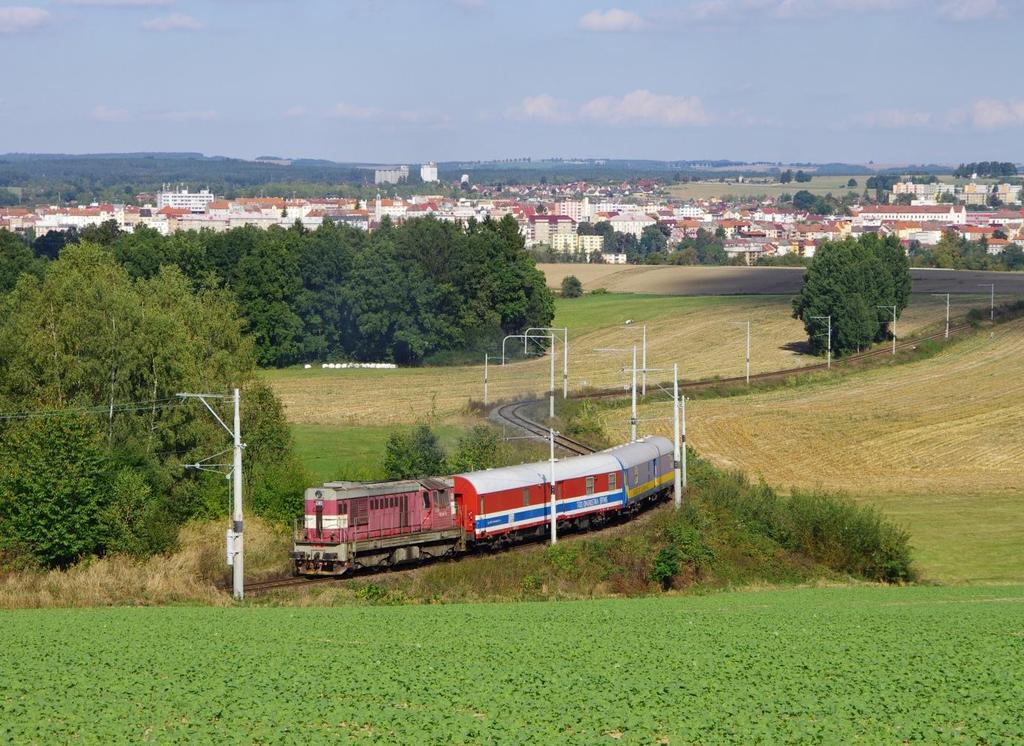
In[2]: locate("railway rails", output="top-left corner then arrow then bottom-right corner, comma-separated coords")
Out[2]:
240,320 -> 977,597
494,401 -> 595,455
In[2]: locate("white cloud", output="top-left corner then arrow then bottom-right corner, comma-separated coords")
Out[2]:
854,108 -> 932,128
580,89 -> 711,126
514,94 -> 572,123
578,8 -> 650,31
283,106 -> 308,119
152,110 -> 218,122
970,99 -> 1024,129
90,104 -> 131,122
141,12 -> 202,31
938,0 -> 1005,20
0,6 -> 52,33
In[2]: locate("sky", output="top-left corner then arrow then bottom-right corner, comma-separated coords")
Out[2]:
1,0 -> 1022,164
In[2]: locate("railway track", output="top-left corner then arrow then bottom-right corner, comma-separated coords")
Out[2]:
494,401 -> 595,455
240,319 -> 979,598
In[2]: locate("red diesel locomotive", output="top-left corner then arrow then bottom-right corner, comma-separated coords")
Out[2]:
291,435 -> 674,576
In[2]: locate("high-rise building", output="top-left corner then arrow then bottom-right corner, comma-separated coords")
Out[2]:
420,161 -> 438,183
374,166 -> 409,185
156,185 -> 216,213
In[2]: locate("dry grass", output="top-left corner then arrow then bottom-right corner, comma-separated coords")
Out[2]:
0,518 -> 291,609
606,319 -> 1024,582
264,293 -> 973,427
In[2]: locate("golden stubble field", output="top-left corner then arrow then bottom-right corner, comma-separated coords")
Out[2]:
265,293 -> 964,427
612,318 -> 1024,582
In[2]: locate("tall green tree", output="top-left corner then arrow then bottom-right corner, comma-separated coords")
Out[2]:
792,235 -> 911,356
0,415 -> 109,568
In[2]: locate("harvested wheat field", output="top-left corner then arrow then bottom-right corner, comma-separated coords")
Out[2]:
613,318 -> 1024,582
265,293 -> 980,427
539,264 -> 1024,297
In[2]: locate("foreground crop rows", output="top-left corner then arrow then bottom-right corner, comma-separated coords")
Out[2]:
2,585 -> 1022,743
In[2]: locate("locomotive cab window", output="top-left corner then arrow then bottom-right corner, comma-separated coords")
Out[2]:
522,487 -> 530,506
632,467 -> 638,484
436,492 -> 450,509
586,476 -> 595,495
423,492 -> 431,510
609,472 -> 617,491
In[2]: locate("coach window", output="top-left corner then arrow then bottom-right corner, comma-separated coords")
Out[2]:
586,476 -> 595,495
609,472 -> 617,491
522,487 -> 530,506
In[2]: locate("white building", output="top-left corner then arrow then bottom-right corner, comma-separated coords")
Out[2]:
420,162 -> 438,183
609,212 -> 656,239
550,233 -> 603,256
156,186 -> 216,213
890,182 -> 955,203
374,166 -> 409,185
853,205 -> 967,227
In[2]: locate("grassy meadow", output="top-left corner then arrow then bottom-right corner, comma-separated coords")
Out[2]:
612,317 -> 1024,583
265,292 -> 963,429
266,291 -> 1018,582
665,173 -> 971,201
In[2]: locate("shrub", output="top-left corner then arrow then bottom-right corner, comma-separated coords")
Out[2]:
692,460 -> 915,583
560,275 -> 583,298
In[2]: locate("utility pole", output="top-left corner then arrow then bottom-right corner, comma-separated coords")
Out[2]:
563,327 -> 569,399
673,363 -> 682,510
177,389 -> 245,600
483,353 -> 489,406
811,315 -> 832,369
623,321 -> 647,395
877,305 -> 897,356
525,327 -> 570,398
731,320 -> 751,384
549,428 -> 557,544
549,335 -> 555,420
681,391 -> 687,492
594,344 -> 639,440
932,293 -> 950,339
630,345 -> 638,442
642,324 -> 647,396
978,283 -> 995,321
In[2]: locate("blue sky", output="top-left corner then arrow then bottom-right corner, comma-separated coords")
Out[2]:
1,0 -> 1022,164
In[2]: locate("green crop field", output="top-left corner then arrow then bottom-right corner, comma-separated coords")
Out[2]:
2,585 -> 1022,743
292,423 -> 467,483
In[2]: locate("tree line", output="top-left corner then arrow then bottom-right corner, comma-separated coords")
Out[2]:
953,162 -> 1017,179
3,215 -> 555,367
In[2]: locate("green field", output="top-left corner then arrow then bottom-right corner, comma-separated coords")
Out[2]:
2,585 -> 1022,743
666,174 -> 968,201
293,423 -> 466,483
